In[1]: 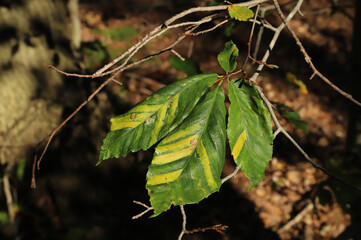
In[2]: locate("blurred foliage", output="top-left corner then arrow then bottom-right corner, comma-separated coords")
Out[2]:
275,103 -> 309,133
0,212 -> 9,226
286,72 -> 308,95
92,26 -> 137,41
169,56 -> 201,76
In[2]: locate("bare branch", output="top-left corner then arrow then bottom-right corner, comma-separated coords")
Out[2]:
178,205 -> 187,240
257,87 -> 361,192
272,0 -> 361,107
132,201 -> 153,220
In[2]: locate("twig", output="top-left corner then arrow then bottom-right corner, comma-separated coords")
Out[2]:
171,49 -> 185,61
222,166 -> 240,184
32,77 -> 113,187
253,5 -> 276,59
242,4 -> 260,69
132,200 -> 153,219
178,205 -> 187,240
257,87 -> 361,191
187,19 -> 229,36
277,202 -> 314,233
272,0 -> 361,107
249,0 -> 304,83
3,174 -> 15,223
186,224 -> 228,234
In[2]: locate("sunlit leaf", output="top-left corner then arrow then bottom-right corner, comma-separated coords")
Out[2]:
217,40 -> 239,73
227,79 -> 273,189
146,86 -> 226,216
99,73 -> 218,163
286,72 -> 308,94
228,5 -> 254,22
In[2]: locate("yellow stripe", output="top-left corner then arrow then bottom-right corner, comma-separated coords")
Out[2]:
232,130 -> 247,159
110,113 -> 150,131
110,104 -> 163,131
147,169 -> 183,185
162,124 -> 202,144
156,135 -> 198,153
150,103 -> 168,144
167,94 -> 179,125
131,104 -> 163,113
152,147 -> 193,165
197,141 -> 218,189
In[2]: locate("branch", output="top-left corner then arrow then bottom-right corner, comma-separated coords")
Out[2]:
277,202 -> 314,233
3,174 -> 15,223
132,201 -> 153,219
257,87 -> 361,192
272,0 -> 361,107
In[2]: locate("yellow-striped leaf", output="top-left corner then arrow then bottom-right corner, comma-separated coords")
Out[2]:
227,79 -> 273,189
146,86 -> 226,216
99,73 -> 218,163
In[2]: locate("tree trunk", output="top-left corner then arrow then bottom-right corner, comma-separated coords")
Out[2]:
0,0 -> 80,235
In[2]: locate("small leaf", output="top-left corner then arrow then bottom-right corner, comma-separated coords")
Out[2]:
286,72 -> 308,94
217,40 -> 239,73
99,73 -> 218,163
276,104 -> 308,133
147,86 -> 226,216
268,64 -> 279,69
228,6 -> 254,22
170,56 -> 201,76
227,79 -> 273,189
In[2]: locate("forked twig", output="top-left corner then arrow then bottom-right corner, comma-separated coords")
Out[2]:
132,201 -> 153,219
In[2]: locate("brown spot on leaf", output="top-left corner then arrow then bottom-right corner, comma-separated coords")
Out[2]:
130,113 -> 137,119
150,190 -> 154,194
155,94 -> 159,98
190,139 -> 198,145
190,145 -> 196,150
146,118 -> 152,123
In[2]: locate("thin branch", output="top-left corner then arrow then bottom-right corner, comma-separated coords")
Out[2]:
242,4 -> 260,69
171,49 -> 185,61
32,77 -> 114,187
3,174 -> 15,223
187,19 -> 229,36
132,200 -> 153,219
222,166 -> 240,184
249,0 -> 304,83
257,87 -> 361,191
186,224 -> 228,234
272,0 -> 361,107
178,205 -> 187,240
277,202 -> 313,233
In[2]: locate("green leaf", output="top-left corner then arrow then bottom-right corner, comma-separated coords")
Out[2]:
276,104 -> 308,133
146,86 -> 226,216
227,79 -> 273,189
99,73 -> 218,163
217,40 -> 239,73
0,211 -> 9,225
16,158 -> 26,181
170,56 -> 201,76
228,5 -> 254,22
